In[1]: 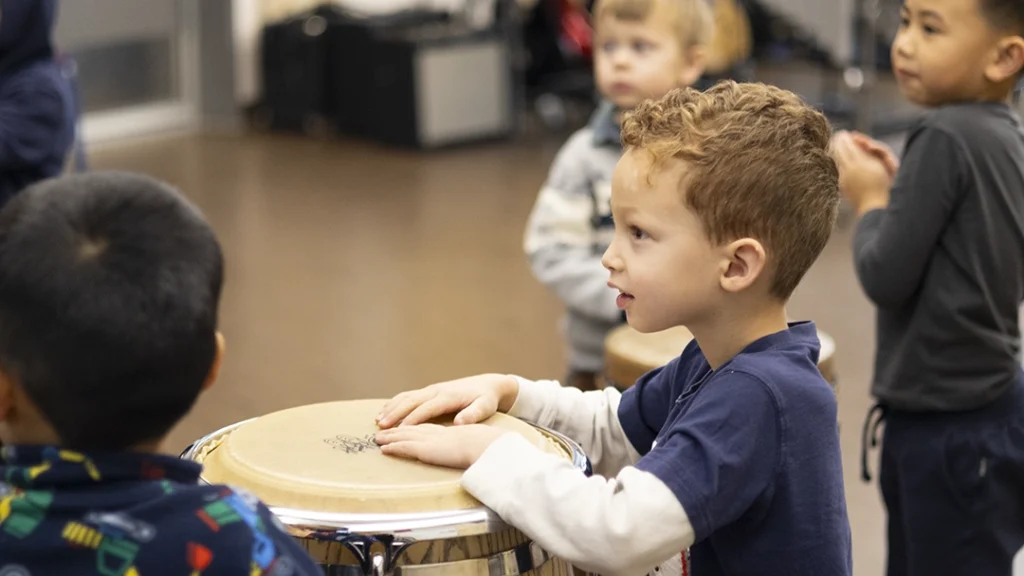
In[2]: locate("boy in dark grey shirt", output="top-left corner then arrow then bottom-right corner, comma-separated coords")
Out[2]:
831,0 -> 1024,574
854,102 -> 1024,411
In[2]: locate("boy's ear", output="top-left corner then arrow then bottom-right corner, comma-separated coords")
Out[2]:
719,238 -> 767,293
680,45 -> 708,87
202,332 -> 225,392
987,35 -> 1024,84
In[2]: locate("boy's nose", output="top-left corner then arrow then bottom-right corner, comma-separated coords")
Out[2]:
892,31 -> 913,59
602,243 -> 621,271
611,51 -> 632,68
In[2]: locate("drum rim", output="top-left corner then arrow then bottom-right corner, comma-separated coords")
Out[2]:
818,330 -> 835,359
180,416 -> 589,540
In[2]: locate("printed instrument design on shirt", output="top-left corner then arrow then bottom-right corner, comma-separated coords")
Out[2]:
0,448 -> 102,541
0,489 -> 53,539
197,488 -> 296,576
0,446 -> 309,576
5,447 -> 101,485
62,511 -> 155,576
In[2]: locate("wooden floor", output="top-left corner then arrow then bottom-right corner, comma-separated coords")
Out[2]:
92,129 -> 888,575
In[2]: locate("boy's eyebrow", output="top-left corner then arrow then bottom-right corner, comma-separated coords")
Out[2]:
918,8 -> 946,22
900,5 -> 947,23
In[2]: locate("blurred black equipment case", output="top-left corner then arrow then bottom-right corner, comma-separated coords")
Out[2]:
331,18 -> 515,149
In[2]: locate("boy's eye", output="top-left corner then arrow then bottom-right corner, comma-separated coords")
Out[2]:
922,24 -> 938,34
899,15 -> 909,28
632,41 -> 652,53
601,41 -> 618,52
630,226 -> 649,240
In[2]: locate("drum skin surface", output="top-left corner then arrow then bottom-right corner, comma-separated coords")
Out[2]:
185,400 -> 585,576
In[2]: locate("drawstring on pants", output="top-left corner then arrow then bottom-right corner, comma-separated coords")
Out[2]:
860,403 -> 888,482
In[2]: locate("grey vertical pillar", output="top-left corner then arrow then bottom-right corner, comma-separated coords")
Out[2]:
197,0 -> 240,131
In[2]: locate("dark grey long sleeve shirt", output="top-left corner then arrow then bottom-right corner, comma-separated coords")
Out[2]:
854,102 -> 1024,411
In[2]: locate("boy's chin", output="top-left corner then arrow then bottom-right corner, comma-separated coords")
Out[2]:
603,93 -> 642,111
897,84 -> 946,109
612,99 -> 637,110
626,315 -> 673,334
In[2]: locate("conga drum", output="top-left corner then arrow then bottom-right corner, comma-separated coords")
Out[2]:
603,325 -> 838,396
181,400 -> 591,576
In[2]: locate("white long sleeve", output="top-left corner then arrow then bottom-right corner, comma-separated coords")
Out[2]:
461,432 -> 695,576
507,377 -> 640,477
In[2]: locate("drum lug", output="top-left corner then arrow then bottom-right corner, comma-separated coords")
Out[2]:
335,534 -> 413,576
392,540 -> 553,576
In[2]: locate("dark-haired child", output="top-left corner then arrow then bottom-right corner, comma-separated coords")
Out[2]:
0,173 -> 322,575
833,0 -> 1024,573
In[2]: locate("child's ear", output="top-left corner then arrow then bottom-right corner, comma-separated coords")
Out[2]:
987,35 -> 1024,83
202,332 -> 225,392
680,45 -> 708,87
719,238 -> 767,293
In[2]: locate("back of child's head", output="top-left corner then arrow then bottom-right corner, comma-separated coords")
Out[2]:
0,172 -> 224,451
621,81 -> 839,300
594,0 -> 713,50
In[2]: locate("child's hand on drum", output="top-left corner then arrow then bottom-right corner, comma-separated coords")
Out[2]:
375,374 -> 520,429
374,423 -> 509,469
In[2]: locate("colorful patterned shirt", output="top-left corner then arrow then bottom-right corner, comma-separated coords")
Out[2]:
0,445 -> 324,576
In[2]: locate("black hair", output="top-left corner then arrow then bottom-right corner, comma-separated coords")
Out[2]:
980,0 -> 1024,36
0,172 -> 224,450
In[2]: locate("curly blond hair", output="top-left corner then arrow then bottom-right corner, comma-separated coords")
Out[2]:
594,0 -> 714,49
621,81 -> 840,299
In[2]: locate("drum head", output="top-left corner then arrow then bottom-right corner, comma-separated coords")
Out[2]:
818,330 -> 835,361
604,325 -> 837,389
604,325 -> 694,389
196,400 -> 567,515
605,325 -> 694,368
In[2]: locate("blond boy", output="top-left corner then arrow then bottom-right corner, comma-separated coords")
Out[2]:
377,82 -> 852,576
523,0 -> 712,390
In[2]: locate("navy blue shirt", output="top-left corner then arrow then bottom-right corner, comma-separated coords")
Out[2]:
0,0 -> 76,207
618,322 -> 851,576
0,445 -> 323,575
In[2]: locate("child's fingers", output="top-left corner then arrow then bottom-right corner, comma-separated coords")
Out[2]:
830,132 -> 860,165
377,389 -> 436,428
400,396 -> 464,427
849,132 -> 899,174
849,132 -> 878,148
454,397 -> 495,425
378,440 -> 423,460
375,423 -> 439,443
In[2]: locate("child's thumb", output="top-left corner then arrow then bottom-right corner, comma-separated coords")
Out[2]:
454,398 -> 491,425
